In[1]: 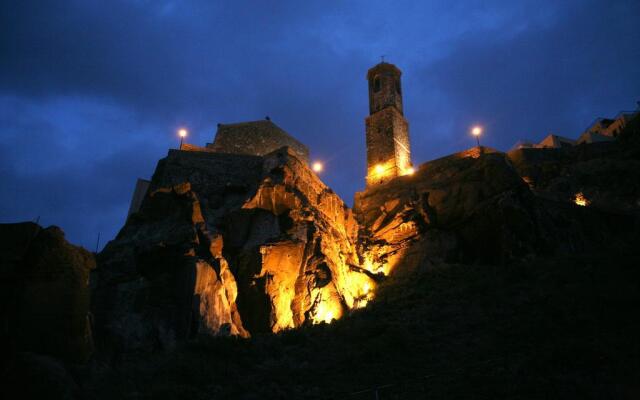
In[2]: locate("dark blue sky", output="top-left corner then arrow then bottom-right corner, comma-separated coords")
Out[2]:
1,0 -> 639,250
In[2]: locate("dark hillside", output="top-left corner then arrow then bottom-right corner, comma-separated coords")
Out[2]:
83,242 -> 640,399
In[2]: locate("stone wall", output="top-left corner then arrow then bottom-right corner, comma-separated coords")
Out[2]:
365,96 -> 411,187
364,62 -> 412,187
207,120 -> 309,163
126,178 -> 150,218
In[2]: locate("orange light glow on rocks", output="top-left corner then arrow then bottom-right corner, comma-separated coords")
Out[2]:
574,192 -> 590,206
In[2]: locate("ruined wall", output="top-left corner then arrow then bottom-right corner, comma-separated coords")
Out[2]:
207,120 -> 309,164
126,178 -> 150,218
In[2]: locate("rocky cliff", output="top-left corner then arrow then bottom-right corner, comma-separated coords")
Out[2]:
3,124 -> 640,399
355,145 -> 639,273
93,147 -> 375,353
93,129 -> 640,355
2,109 -> 639,400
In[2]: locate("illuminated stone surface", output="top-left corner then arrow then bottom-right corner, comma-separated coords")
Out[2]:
92,134 -> 640,354
93,146 -> 374,352
365,62 -> 413,187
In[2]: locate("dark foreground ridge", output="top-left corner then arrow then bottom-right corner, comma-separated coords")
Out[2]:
85,249 -> 640,399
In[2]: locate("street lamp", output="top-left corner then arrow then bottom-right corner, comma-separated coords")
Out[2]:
471,126 -> 482,147
312,161 -> 323,173
178,128 -> 188,149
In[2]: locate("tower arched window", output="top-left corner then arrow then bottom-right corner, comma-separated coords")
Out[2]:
373,76 -> 381,92
395,79 -> 401,95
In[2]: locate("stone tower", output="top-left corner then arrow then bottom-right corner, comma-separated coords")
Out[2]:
365,62 -> 412,187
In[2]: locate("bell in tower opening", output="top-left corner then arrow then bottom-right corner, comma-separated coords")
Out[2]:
365,61 -> 413,187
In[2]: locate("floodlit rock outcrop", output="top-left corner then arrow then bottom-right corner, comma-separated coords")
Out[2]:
93,147 -> 374,353
93,182 -> 249,353
94,125 -> 640,354
355,144 -> 640,272
0,223 -> 95,363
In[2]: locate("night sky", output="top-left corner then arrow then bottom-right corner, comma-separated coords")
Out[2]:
1,1 -> 639,251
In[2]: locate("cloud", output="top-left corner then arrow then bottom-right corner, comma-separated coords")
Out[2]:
0,0 -> 638,249
408,0 -> 640,159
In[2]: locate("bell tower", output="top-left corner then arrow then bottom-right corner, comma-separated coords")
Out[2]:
365,62 -> 412,187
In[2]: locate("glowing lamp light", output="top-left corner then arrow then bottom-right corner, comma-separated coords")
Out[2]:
312,161 -> 323,173
177,128 -> 188,150
375,164 -> 385,175
471,125 -> 483,146
405,166 -> 415,176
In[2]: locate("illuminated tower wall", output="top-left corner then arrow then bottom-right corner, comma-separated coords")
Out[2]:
365,62 -> 412,187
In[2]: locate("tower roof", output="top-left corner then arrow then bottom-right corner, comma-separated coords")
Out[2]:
366,62 -> 402,80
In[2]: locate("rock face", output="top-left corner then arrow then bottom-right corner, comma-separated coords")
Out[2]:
93,147 -> 374,353
507,142 -> 640,214
0,223 -> 95,363
94,124 -> 640,354
355,144 -> 640,273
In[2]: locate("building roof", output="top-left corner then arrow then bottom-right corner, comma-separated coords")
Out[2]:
366,62 -> 402,80
577,131 -> 616,144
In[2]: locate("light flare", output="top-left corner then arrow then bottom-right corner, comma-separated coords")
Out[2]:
574,192 -> 590,207
312,300 -> 341,324
362,254 -> 388,275
403,166 -> 415,176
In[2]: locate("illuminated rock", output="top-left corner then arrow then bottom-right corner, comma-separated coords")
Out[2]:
95,130 -> 640,355
93,182 -> 249,353
94,146 -> 374,352
356,142 -> 640,269
226,148 -> 373,332
356,149 -> 538,268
